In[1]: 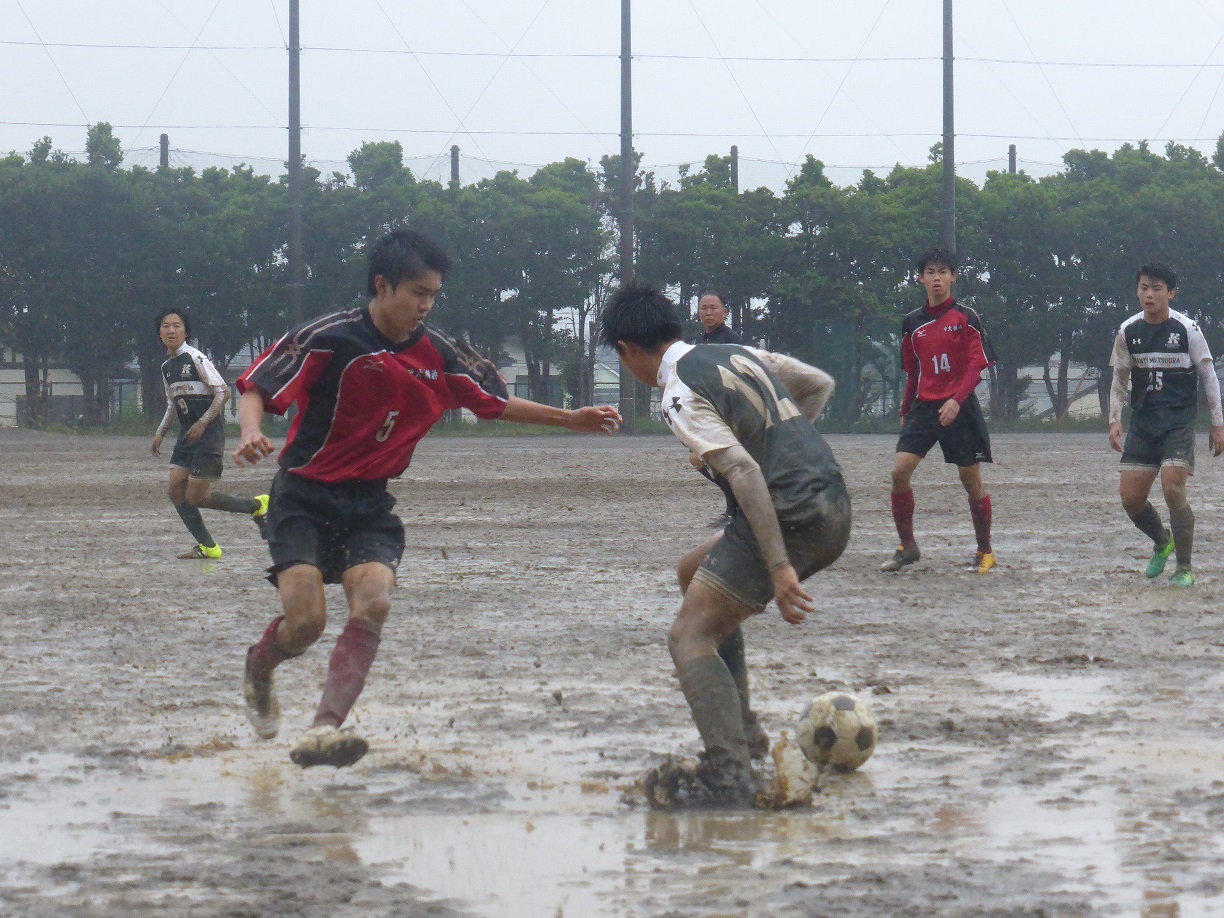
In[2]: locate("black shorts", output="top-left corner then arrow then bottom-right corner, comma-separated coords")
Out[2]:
896,396 -> 992,466
693,478 -> 852,612
264,469 -> 405,585
1121,423 -> 1195,475
169,424 -> 225,481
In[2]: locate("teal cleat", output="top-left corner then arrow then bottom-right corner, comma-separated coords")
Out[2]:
1144,538 -> 1174,578
1169,566 -> 1195,588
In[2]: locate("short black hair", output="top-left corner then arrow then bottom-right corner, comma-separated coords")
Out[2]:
917,247 -> 959,275
698,290 -> 727,309
1136,261 -> 1177,290
601,281 -> 684,351
155,307 -> 190,338
367,229 -> 452,297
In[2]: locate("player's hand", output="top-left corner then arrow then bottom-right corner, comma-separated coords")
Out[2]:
185,420 -> 207,443
1211,425 -> 1224,457
938,398 -> 960,427
1108,422 -> 1124,453
772,564 -> 815,625
150,433 -> 163,457
233,430 -> 276,465
567,405 -> 622,434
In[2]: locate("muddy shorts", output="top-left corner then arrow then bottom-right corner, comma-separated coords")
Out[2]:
896,395 -> 992,467
1121,422 -> 1195,474
264,469 -> 404,585
169,423 -> 225,481
693,478 -> 852,612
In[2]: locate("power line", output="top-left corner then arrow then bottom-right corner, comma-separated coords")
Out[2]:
999,0 -> 1081,143
1154,22 -> 1224,142
13,1 -> 89,124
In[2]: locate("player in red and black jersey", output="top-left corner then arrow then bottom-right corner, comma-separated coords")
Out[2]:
882,248 -> 997,575
233,229 -> 621,768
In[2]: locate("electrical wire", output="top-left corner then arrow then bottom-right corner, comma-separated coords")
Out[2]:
998,0 -> 1081,142
13,1 -> 90,123
1154,22 -> 1224,143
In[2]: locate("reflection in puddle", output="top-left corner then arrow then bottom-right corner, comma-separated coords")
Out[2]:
976,671 -> 1111,721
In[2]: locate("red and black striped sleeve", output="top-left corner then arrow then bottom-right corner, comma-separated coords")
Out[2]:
237,315 -> 343,416
425,326 -> 509,420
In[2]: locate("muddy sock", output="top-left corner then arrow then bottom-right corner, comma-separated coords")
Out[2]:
313,617 -> 383,729
201,492 -> 260,515
1128,502 -> 1168,547
174,502 -> 215,548
717,628 -> 754,726
1169,503 -> 1194,568
891,490 -> 916,547
969,494 -> 992,554
676,655 -> 750,772
246,615 -> 303,681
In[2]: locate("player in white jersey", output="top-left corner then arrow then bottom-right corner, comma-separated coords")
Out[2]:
1108,262 -> 1224,587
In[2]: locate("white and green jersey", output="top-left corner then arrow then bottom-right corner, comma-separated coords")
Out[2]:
161,343 -> 227,436
1110,309 -> 1218,435
657,342 -> 842,523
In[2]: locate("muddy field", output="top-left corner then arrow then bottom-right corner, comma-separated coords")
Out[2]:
1,428 -> 1223,917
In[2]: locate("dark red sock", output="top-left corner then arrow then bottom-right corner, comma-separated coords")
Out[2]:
246,615 -> 297,681
313,617 -> 383,729
969,494 -> 992,553
891,490 -> 916,547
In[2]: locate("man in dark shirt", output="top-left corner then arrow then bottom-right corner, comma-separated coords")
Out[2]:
1108,261 -> 1224,587
697,291 -> 742,344
602,281 -> 848,807
234,229 -> 621,768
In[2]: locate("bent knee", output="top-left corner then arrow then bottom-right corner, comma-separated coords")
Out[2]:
283,612 -> 326,648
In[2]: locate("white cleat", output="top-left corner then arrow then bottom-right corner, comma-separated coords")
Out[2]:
289,725 -> 369,768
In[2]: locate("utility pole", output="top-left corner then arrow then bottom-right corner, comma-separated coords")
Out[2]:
159,133 -> 169,169
1008,143 -> 1017,174
450,145 -> 460,189
617,0 -> 637,432
730,144 -> 739,194
940,0 -> 956,252
287,0 -> 304,326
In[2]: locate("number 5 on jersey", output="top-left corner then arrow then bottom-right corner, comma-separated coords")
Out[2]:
376,410 -> 399,443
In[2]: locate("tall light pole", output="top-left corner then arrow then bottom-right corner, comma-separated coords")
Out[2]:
617,0 -> 637,432
940,0 -> 956,252
287,0 -> 304,325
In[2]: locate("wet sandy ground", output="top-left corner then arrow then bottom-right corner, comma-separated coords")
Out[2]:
1,428 -> 1223,917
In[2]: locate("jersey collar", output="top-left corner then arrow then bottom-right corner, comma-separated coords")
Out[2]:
657,340 -> 694,388
169,342 -> 190,357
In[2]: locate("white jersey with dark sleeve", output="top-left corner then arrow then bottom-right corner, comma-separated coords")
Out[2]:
160,343 -> 228,435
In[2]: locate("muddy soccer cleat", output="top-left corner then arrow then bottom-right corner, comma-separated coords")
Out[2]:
694,751 -> 759,807
289,725 -> 369,768
178,543 -> 222,560
880,544 -> 920,573
1169,566 -> 1195,588
975,551 -> 997,574
243,650 -> 280,739
1145,537 -> 1175,578
251,494 -> 270,540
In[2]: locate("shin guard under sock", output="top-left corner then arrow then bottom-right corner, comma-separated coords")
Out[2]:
174,502 -> 216,547
1169,503 -> 1194,568
676,655 -> 750,770
717,627 -> 754,726
969,494 -> 993,554
313,617 -> 383,729
1128,502 -> 1169,547
891,490 -> 916,547
246,615 -> 302,682
202,492 -> 260,515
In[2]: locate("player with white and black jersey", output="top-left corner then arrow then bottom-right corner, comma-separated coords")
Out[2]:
1109,261 -> 1224,587
150,308 -> 268,560
601,281 -> 849,807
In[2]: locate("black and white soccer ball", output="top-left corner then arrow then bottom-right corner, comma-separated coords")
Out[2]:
795,691 -> 877,771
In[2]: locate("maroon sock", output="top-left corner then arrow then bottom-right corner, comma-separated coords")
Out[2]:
891,490 -> 916,547
969,494 -> 993,553
246,615 -> 298,681
313,617 -> 383,729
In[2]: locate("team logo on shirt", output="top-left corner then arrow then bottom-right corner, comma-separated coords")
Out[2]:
1166,333 -> 1181,348
942,324 -> 963,332
407,368 -> 439,381
181,364 -> 192,377
363,357 -> 385,372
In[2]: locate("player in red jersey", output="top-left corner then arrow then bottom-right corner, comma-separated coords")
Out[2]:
233,229 -> 621,768
881,248 -> 997,574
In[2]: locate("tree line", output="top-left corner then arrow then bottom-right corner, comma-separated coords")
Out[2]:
3,123 -> 1224,426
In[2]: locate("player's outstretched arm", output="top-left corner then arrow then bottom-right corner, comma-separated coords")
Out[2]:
233,388 -> 277,465
498,396 -> 622,433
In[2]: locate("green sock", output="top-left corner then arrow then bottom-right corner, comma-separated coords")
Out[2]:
174,503 -> 215,548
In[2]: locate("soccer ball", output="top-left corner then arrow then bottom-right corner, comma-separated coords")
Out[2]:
795,692 -> 877,771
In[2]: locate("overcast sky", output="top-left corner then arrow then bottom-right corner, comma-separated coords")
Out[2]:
3,1 -> 1224,191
